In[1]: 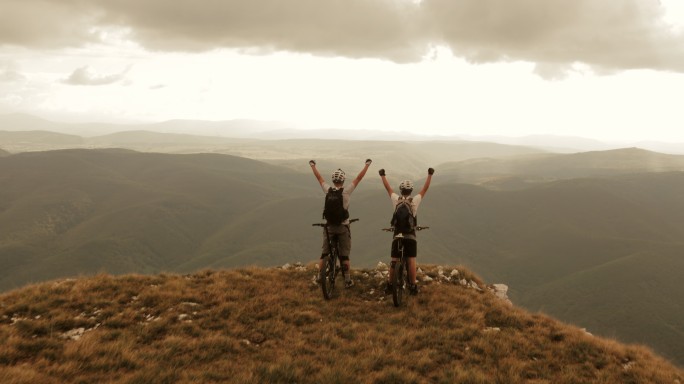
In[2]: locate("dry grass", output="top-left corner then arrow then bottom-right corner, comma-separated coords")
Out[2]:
0,265 -> 682,384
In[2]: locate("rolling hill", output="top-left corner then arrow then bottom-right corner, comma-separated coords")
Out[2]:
436,147 -> 684,188
0,265 -> 682,383
0,148 -> 313,290
1,148 -> 684,365
0,131 -> 85,153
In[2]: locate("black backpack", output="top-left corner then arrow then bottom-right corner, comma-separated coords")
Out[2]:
323,187 -> 349,225
391,197 -> 416,234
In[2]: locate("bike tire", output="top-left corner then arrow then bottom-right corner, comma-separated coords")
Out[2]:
320,255 -> 336,300
392,259 -> 405,307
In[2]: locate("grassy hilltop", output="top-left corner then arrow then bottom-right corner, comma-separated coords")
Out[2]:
1,265 -> 682,384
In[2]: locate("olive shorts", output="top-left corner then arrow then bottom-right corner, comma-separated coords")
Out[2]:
321,224 -> 351,258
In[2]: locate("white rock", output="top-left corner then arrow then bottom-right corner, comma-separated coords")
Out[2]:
422,275 -> 433,282
490,284 -> 512,305
281,263 -> 292,270
450,269 -> 459,277
376,261 -> 388,270
417,268 -> 424,274
178,314 -> 190,321
491,284 -> 508,299
61,328 -> 86,341
459,279 -> 467,286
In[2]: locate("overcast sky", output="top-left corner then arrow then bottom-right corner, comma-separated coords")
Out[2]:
1,0 -> 684,142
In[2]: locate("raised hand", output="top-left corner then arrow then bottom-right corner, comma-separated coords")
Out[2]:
379,169 -> 386,176
365,159 -> 372,165
309,160 -> 316,167
428,167 -> 434,175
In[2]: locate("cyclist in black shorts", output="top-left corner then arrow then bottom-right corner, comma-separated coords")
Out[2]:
379,167 -> 434,295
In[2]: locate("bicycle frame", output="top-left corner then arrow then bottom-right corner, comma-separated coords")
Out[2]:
313,218 -> 358,300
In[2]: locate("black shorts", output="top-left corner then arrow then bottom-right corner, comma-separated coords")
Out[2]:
391,238 -> 417,258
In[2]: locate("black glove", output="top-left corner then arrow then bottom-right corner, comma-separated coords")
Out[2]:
309,160 -> 316,166
379,169 -> 385,176
428,167 -> 434,175
365,159 -> 372,165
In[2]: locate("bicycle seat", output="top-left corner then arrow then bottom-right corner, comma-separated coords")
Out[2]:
393,233 -> 405,239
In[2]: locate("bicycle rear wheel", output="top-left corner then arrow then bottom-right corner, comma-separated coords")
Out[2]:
320,255 -> 336,300
392,258 -> 407,307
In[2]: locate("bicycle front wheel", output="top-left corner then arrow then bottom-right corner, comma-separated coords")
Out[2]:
320,255 -> 336,300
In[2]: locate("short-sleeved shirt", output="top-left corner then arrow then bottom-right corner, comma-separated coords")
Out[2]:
321,182 -> 357,225
390,193 -> 423,240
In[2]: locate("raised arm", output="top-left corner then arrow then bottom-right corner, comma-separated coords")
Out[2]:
379,168 -> 393,197
351,159 -> 372,187
309,160 -> 325,186
418,168 -> 434,198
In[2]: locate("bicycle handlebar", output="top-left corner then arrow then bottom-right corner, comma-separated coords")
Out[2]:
312,218 -> 360,227
381,226 -> 429,232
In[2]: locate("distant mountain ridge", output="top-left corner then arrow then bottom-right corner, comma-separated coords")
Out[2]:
0,126 -> 548,181
4,112 -> 684,153
0,265 -> 682,383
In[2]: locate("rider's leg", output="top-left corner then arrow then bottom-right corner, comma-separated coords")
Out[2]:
339,255 -> 353,287
408,258 -> 417,285
405,240 -> 418,286
338,226 -> 352,283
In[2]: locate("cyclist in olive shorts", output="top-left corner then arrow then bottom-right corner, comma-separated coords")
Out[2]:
310,159 -> 372,287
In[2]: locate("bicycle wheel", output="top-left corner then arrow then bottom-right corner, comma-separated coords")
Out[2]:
320,255 -> 336,300
392,258 -> 406,307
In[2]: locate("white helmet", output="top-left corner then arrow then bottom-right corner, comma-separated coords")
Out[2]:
331,169 -> 346,184
399,180 -> 414,193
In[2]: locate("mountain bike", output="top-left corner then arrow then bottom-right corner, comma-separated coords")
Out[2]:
382,226 -> 429,307
313,218 -> 359,300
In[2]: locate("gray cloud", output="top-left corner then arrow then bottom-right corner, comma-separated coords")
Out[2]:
62,66 -> 130,86
2,0 -> 683,73
422,0 -> 684,75
0,1 -> 101,48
